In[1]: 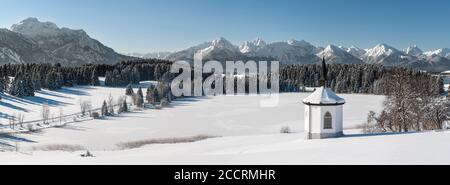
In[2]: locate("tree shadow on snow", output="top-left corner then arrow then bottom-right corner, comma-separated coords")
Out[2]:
56,87 -> 91,96
0,141 -> 15,148
37,91 -> 73,99
0,101 -> 29,112
0,133 -> 36,143
1,94 -> 72,108
23,96 -> 73,107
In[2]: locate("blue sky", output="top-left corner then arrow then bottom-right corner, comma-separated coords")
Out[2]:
0,0 -> 449,53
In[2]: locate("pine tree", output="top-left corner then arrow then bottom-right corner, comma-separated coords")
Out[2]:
105,71 -> 113,86
146,87 -> 153,103
137,87 -> 143,100
101,100 -> 108,116
0,72 -> 8,93
122,99 -> 128,112
125,84 -> 134,96
45,71 -> 58,90
32,72 -> 42,91
56,72 -> 64,88
91,68 -> 101,86
152,88 -> 160,105
132,66 -> 141,84
137,87 -> 144,107
8,74 -> 34,97
24,74 -> 35,96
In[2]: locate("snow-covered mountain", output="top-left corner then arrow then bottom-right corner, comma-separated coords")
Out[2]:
0,28 -> 61,65
166,37 -> 272,62
239,38 -> 266,54
338,46 -> 366,58
198,37 -> 243,60
0,17 -> 133,66
424,48 -> 450,59
404,45 -> 423,57
164,38 -> 450,71
5,18 -> 448,71
237,39 -> 321,64
318,45 -> 363,64
362,44 -> 415,66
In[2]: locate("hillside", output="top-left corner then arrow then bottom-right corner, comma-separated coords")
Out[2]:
0,18 -> 134,66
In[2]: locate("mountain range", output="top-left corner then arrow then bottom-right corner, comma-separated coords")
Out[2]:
143,38 -> 450,72
0,18 -> 133,66
1,18 -> 450,72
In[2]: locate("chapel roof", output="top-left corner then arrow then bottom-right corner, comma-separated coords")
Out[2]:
302,87 -> 345,105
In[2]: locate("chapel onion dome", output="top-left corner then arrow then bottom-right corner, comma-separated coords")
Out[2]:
302,87 -> 345,106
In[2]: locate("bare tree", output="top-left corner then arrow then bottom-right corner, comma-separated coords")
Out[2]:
59,107 -> 64,126
424,98 -> 449,130
369,72 -> 447,132
17,113 -> 25,128
107,94 -> 114,115
42,103 -> 50,125
79,99 -> 92,116
10,113 -> 16,129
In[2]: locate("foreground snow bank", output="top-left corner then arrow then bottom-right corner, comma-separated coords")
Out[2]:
1,131 -> 450,165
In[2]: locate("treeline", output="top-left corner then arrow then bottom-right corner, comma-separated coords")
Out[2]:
0,61 -> 444,99
0,63 -> 100,97
279,64 -> 443,95
0,59 -> 173,97
102,60 -> 172,87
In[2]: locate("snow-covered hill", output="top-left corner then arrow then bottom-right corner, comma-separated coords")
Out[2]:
0,17 -> 133,66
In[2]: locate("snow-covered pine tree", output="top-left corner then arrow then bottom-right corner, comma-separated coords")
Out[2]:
146,87 -> 153,103
152,87 -> 160,105
45,70 -> 58,90
32,72 -> 42,91
101,100 -> 108,116
122,99 -> 128,112
9,74 -> 34,97
137,87 -> 143,99
105,71 -> 113,87
112,69 -> 121,86
24,74 -> 35,96
132,66 -> 141,84
125,84 -> 134,96
91,68 -> 100,86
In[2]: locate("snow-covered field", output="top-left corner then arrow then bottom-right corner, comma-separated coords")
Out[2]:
1,84 -> 450,164
3,131 -> 450,165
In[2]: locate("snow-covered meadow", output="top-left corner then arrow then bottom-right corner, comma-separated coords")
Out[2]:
1,83 -> 450,164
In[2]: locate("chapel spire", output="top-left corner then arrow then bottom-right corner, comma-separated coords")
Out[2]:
319,56 -> 328,87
